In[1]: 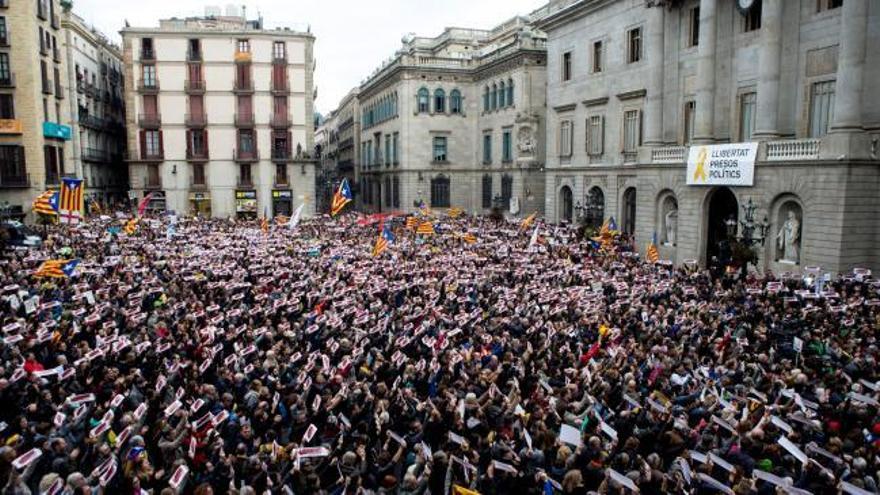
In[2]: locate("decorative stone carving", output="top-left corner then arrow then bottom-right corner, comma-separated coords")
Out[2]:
517,126 -> 535,155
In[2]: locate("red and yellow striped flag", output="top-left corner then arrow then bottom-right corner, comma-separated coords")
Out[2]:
406,216 -> 418,230
260,217 -> 269,234
416,221 -> 435,236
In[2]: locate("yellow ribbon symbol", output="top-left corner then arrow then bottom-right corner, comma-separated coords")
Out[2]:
693,147 -> 708,183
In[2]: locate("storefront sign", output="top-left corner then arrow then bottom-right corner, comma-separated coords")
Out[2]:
686,143 -> 757,186
0,119 -> 22,134
235,190 -> 257,214
43,122 -> 72,140
189,193 -> 210,201
272,190 -> 292,199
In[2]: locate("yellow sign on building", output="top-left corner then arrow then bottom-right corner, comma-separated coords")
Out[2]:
0,119 -> 23,134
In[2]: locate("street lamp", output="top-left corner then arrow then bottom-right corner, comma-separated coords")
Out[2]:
727,198 -> 771,278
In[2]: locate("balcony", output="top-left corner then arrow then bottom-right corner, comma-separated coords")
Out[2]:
51,14 -> 60,30
186,147 -> 209,162
234,51 -> 252,63
270,113 -> 290,128
233,79 -> 254,94
42,78 -> 53,95
237,176 -> 254,188
53,46 -> 61,63
622,151 -> 638,164
234,148 -> 259,162
40,42 -> 49,57
0,173 -> 29,189
234,112 -> 254,127
140,149 -> 164,162
650,146 -> 687,164
137,113 -> 161,128
271,78 -> 289,94
140,49 -> 155,62
55,80 -> 63,99
0,32 -> 9,47
185,112 -> 207,127
137,79 -> 159,93
187,49 -> 202,62
0,73 -> 15,88
36,4 -> 47,20
765,138 -> 820,161
82,147 -> 109,162
274,173 -> 289,187
184,79 -> 205,94
78,113 -> 104,130
144,176 -> 162,189
191,179 -> 208,190
271,147 -> 292,162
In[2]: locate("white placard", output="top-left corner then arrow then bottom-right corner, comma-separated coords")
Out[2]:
686,143 -> 757,186
559,424 -> 583,447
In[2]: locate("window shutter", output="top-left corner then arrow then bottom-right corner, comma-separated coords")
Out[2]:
204,130 -> 209,157
158,130 -> 164,155
186,130 -> 192,156
600,116 -> 605,154
139,130 -> 146,158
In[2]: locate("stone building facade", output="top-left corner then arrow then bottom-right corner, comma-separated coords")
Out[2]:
535,0 -> 880,274
354,17 -> 547,216
121,9 -> 316,219
0,0 -> 71,220
62,11 -> 127,207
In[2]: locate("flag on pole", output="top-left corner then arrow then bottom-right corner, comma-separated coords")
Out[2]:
416,221 -> 435,236
520,212 -> 537,231
646,232 -> 660,263
58,178 -> 84,224
330,178 -> 353,216
372,223 -> 395,257
289,203 -> 305,230
34,259 -> 80,278
123,218 -> 138,235
137,192 -> 154,218
32,190 -> 59,216
405,216 -> 418,231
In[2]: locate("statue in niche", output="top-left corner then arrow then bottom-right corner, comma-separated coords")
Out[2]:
776,209 -> 801,263
517,126 -> 535,156
664,207 -> 678,246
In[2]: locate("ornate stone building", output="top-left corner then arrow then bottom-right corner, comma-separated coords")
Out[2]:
353,17 -> 547,216
535,0 -> 880,274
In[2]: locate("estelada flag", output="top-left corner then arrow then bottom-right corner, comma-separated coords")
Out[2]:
34,259 -> 80,278
372,224 -> 395,257
59,178 -> 84,224
330,178 -> 353,217
32,190 -> 59,216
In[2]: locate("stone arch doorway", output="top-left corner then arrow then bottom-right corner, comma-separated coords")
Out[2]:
621,187 -> 636,235
705,187 -> 738,268
559,185 -> 573,223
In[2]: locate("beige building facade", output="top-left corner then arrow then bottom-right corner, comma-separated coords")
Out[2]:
536,0 -> 880,274
0,0 -> 71,220
351,18 -> 547,217
121,10 -> 316,219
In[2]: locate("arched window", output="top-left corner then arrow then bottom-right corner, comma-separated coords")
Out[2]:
430,175 -> 451,208
450,89 -> 462,114
434,88 -> 446,114
491,84 -> 498,110
482,174 -> 492,209
507,78 -> 514,106
483,86 -> 489,112
417,88 -> 429,113
499,81 -> 506,107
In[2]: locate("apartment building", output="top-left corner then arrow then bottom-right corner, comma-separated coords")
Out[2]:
535,0 -> 880,274
0,0 -> 71,219
121,7 -> 316,219
62,10 -> 127,207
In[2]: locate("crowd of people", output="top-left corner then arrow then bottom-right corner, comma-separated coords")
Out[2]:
0,210 -> 878,495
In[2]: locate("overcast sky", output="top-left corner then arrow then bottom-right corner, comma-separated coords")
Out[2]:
73,0 -> 547,115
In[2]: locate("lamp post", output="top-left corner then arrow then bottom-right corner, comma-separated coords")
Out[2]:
727,198 -> 771,279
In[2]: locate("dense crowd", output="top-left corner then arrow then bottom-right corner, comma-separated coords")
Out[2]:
0,212 -> 878,495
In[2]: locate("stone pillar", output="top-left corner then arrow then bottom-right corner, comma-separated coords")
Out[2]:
643,5 -> 665,146
830,0 -> 867,133
753,0 -> 782,139
693,0 -> 716,144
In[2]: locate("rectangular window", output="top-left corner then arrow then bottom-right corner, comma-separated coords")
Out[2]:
0,94 -> 13,118
0,53 -> 10,84
385,134 -> 391,166
189,129 -> 207,155
142,65 -> 156,86
739,92 -> 756,141
482,175 -> 492,209
623,109 -> 642,153
502,130 -> 512,163
392,133 -> 399,164
188,39 -> 201,60
0,17 -> 7,46
0,146 -> 26,183
273,41 -> 286,60
592,41 -> 602,73
501,175 -> 513,205
817,0 -> 842,12
809,80 -> 835,138
587,115 -> 604,156
689,7 -> 700,47
627,27 -> 642,63
392,177 -> 400,207
483,134 -> 492,164
744,2 -> 762,31
562,51 -> 572,81
238,129 -> 255,152
193,163 -> 205,185
275,163 -> 287,184
431,178 -> 450,208
683,101 -> 696,144
144,130 -> 161,156
141,38 -> 154,59
433,136 -> 448,162
239,164 -> 252,185
44,145 -> 59,184
237,39 -> 250,53
559,120 -> 573,157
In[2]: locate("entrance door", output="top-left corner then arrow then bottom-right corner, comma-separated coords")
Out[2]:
559,186 -> 573,223
706,187 -> 738,267
622,187 -> 636,235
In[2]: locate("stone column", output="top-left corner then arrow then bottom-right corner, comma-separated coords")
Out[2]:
643,5 -> 665,146
830,0 -> 867,133
693,0 -> 717,144
753,0 -> 782,139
